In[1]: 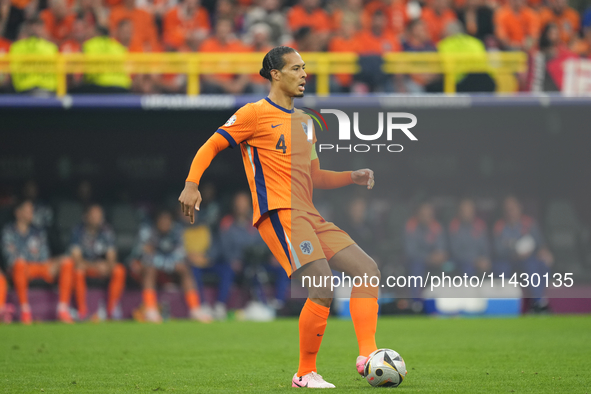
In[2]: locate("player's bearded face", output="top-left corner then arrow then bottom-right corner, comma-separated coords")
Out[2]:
279,52 -> 307,98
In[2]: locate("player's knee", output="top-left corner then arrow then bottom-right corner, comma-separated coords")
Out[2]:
310,296 -> 333,308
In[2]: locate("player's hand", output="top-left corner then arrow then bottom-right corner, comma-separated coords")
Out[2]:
351,169 -> 375,190
178,181 -> 202,224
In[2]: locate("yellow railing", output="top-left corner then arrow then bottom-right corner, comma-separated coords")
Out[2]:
383,51 -> 527,93
0,51 -> 527,96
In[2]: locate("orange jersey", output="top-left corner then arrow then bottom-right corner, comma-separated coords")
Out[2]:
494,6 -> 540,46
538,7 -> 580,45
216,98 -> 318,226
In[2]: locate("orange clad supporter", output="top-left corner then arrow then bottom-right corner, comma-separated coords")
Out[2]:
421,0 -> 458,43
356,9 -> 400,54
200,19 -> 251,93
329,16 -> 361,88
246,23 -> 274,86
539,0 -> 580,45
40,0 -> 76,44
571,24 -> 591,57
110,0 -> 161,52
163,0 -> 211,50
331,0 -> 363,31
288,0 -> 332,33
494,0 -> 540,50
362,0 -> 408,36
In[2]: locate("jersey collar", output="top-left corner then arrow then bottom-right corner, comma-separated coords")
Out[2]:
265,97 -> 295,114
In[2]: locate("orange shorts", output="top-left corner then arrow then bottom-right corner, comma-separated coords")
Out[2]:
256,209 -> 355,277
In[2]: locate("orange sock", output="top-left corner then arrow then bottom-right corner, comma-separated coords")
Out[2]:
75,269 -> 87,317
297,299 -> 330,377
59,259 -> 74,305
108,264 -> 126,314
143,289 -> 158,309
350,286 -> 379,357
184,289 -> 200,310
12,259 -> 29,306
0,273 -> 7,309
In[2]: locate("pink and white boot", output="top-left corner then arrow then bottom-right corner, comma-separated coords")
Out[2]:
356,356 -> 369,376
292,372 -> 335,388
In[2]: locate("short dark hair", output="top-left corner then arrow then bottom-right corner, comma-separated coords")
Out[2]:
259,46 -> 296,81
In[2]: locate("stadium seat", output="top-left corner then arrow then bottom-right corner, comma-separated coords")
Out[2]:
55,200 -> 84,250
108,203 -> 140,260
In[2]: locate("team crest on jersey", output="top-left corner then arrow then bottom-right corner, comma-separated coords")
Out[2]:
301,122 -> 308,135
224,115 -> 237,126
300,241 -> 313,255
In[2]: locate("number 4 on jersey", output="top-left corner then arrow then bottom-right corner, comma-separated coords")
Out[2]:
276,134 -> 287,154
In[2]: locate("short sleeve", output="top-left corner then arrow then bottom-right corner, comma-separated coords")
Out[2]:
217,104 -> 258,148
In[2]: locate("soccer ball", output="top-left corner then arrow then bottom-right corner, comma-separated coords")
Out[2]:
364,349 -> 407,388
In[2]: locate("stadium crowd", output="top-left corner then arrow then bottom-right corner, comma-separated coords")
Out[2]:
0,0 -> 590,93
0,179 -> 560,323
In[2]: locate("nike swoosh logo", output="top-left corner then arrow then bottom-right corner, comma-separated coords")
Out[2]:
271,124 -> 282,128
317,334 -> 323,336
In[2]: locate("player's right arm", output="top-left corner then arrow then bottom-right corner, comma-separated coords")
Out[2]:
179,105 -> 258,223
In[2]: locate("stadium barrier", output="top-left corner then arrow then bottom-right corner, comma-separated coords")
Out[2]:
0,51 -> 527,96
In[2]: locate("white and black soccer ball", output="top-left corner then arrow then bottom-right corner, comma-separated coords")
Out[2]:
364,349 -> 407,388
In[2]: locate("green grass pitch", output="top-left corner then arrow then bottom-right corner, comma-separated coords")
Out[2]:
1,315 -> 590,393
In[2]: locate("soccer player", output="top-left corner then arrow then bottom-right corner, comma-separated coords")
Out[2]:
136,209 -> 212,323
70,204 -> 126,320
1,200 -> 74,324
179,46 -> 380,388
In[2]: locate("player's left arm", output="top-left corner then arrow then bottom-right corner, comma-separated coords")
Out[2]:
310,144 -> 375,190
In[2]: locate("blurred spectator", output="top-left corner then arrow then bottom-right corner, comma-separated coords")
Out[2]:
40,0 -> 76,45
421,0 -> 458,43
162,0 -> 210,51
448,199 -> 490,276
355,9 -> 400,92
332,0 -> 362,31
200,18 -> 251,94
427,21 -> 496,92
340,197 -> 376,259
539,0 -> 579,46
9,18 -> 58,94
357,9 -> 400,55
571,19 -> 591,58
215,0 -> 243,33
2,200 -> 74,324
75,23 -> 133,93
245,22 -> 273,93
76,0 -> 108,33
361,0 -> 409,37
404,201 -> 447,299
287,0 -> 331,49
328,14 -> 360,91
197,182 -> 221,230
494,0 -> 539,51
400,18 -> 438,93
70,204 -> 126,320
59,17 -> 86,53
182,209 -> 212,269
134,209 -> 212,323
22,180 -> 53,229
528,22 -> 578,92
109,0 -> 160,52
201,192 -> 263,319
2,0 -> 38,41
244,0 -> 288,46
493,196 -> 553,311
457,0 -> 494,43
